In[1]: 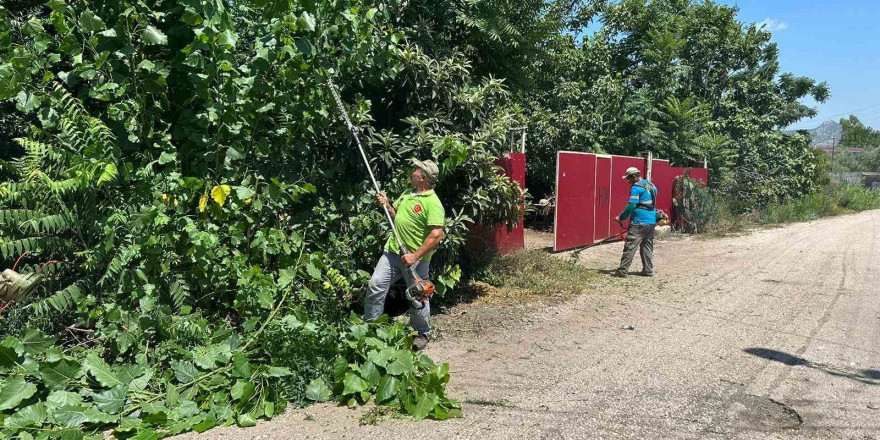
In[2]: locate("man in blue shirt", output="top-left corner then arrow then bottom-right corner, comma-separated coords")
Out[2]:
614,167 -> 657,278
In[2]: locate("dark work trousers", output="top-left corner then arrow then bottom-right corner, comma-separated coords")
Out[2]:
617,223 -> 655,275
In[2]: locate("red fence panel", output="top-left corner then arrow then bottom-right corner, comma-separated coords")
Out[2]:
610,156 -> 645,229
493,153 -> 525,253
687,167 -> 709,186
466,153 -> 526,254
651,159 -> 673,216
669,167 -> 709,186
554,152 -> 596,251
594,156 -> 612,240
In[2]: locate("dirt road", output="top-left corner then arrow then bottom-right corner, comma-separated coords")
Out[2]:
178,211 -> 880,440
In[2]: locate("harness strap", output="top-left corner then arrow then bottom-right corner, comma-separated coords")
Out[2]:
633,181 -> 657,210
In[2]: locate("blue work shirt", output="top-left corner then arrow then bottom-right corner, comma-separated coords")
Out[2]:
628,179 -> 657,225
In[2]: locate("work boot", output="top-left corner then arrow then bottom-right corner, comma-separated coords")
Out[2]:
612,270 -> 628,278
412,333 -> 430,351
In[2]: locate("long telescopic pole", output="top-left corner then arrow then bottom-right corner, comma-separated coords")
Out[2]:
325,73 -> 410,255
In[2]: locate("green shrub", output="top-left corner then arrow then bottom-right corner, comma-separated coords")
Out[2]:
687,184 -> 880,235
673,177 -> 720,234
834,184 -> 880,211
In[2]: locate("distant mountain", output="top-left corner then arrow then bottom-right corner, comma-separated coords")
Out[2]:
784,120 -> 842,147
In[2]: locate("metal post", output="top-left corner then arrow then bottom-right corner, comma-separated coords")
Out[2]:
831,136 -> 836,183
640,151 -> 653,180
508,127 -> 527,154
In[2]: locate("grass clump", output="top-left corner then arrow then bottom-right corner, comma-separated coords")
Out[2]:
689,184 -> 880,235
481,249 -> 597,297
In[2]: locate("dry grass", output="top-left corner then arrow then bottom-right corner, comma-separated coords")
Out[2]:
476,249 -> 597,302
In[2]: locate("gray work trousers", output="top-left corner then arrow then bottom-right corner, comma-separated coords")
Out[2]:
617,223 -> 655,275
363,251 -> 431,334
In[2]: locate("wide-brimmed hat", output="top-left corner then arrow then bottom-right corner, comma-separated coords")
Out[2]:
412,159 -> 439,183
621,167 -> 641,178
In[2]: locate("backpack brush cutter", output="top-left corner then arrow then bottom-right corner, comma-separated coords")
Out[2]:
326,71 -> 434,310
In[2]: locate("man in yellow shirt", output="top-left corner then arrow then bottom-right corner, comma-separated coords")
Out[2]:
366,159 -> 445,350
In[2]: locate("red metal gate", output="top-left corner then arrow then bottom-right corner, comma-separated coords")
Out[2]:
554,152 -> 596,251
494,153 -> 526,253
466,153 -> 527,254
594,156 -> 612,240
553,152 -> 708,252
610,156 -> 645,229
651,159 -> 673,216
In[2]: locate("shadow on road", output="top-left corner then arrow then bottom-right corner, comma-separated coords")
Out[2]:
744,347 -> 880,386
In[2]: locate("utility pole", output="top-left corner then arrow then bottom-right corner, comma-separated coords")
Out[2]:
508,127 -> 526,154
830,136 -> 836,183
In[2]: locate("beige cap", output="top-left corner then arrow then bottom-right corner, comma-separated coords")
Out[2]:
412,159 -> 439,183
622,166 -> 641,178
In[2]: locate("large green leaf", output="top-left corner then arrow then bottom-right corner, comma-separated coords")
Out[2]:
79,10 -> 105,32
92,385 -> 127,414
218,29 -> 238,48
376,376 -> 399,403
359,361 -> 381,387
21,329 -> 56,356
115,364 -> 147,386
305,378 -> 330,402
231,352 -> 251,379
175,400 -> 199,418
51,405 -> 89,427
52,428 -> 85,440
15,90 -> 41,114
0,376 -> 38,410
262,366 -> 293,377
40,359 -> 83,390
83,354 -> 121,388
171,360 -> 199,384
131,429 -> 163,440
386,351 -> 414,376
53,405 -> 117,427
142,25 -> 167,45
4,402 -> 47,429
46,390 -> 83,408
298,12 -> 316,32
0,346 -> 19,370
413,392 -> 439,421
236,413 -> 256,427
367,347 -> 396,368
230,380 -> 254,402
342,372 -> 368,395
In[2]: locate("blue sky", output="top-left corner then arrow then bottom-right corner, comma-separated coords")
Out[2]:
719,0 -> 880,129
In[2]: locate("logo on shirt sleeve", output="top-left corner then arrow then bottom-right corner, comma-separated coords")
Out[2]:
413,204 -> 422,214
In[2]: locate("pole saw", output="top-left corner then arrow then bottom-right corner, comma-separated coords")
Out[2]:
325,71 -> 434,310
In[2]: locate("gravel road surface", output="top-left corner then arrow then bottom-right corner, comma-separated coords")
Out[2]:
176,211 -> 880,440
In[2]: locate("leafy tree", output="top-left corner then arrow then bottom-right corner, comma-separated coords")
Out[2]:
834,115 -> 880,172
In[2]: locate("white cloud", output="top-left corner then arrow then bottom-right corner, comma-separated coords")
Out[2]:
757,18 -> 788,31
